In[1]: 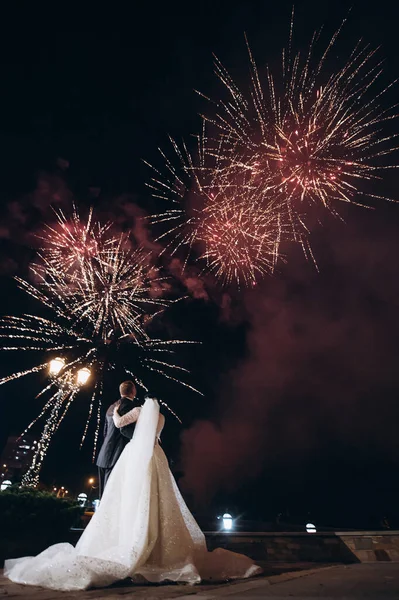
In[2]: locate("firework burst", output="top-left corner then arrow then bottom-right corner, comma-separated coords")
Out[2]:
203,14 -> 399,213
0,208 -> 200,485
198,194 -> 282,286
147,16 -> 398,284
147,138 -> 286,287
33,238 -> 170,342
38,205 -> 111,273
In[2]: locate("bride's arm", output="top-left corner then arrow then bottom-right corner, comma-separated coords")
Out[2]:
113,406 -> 141,428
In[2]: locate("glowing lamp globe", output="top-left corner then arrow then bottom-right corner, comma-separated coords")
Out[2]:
77,367 -> 91,386
49,357 -> 65,376
77,493 -> 88,507
222,513 -> 233,530
306,523 -> 317,534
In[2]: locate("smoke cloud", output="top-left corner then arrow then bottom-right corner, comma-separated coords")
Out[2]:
179,210 -> 399,504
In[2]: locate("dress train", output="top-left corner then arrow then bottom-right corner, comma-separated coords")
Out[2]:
4,398 -> 261,590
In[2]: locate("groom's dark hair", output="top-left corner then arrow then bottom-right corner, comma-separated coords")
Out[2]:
120,380 -> 136,398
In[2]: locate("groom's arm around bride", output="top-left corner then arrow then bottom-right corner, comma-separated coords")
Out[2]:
117,396 -> 139,439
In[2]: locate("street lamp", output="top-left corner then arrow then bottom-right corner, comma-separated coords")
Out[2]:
77,492 -> 88,507
22,360 -> 92,489
49,357 -> 65,376
87,476 -> 97,503
306,523 -> 317,534
49,359 -> 91,386
222,513 -> 233,531
76,367 -> 91,386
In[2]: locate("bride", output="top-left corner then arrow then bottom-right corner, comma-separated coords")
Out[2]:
4,397 -> 262,591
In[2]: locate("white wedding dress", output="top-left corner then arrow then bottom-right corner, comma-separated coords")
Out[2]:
4,398 -> 261,591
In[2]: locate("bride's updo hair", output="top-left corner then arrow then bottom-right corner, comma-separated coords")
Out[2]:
120,380 -> 136,398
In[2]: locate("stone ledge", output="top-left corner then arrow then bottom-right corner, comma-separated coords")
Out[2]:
205,530 -> 399,537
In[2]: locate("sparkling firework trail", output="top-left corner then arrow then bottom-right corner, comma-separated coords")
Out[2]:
203,15 -> 399,213
147,139 -> 286,287
35,208 -> 172,342
0,208 -> 201,485
147,15 -> 398,285
22,377 -> 79,487
38,205 -> 112,274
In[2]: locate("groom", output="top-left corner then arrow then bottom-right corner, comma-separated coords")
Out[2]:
96,380 -> 139,497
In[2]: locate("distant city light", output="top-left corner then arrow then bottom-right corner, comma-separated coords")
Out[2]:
306,523 -> 317,533
222,513 -> 233,530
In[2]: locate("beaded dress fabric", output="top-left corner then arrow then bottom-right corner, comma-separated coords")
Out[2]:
4,398 -> 261,591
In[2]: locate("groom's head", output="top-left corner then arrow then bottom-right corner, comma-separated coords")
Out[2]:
119,380 -> 136,400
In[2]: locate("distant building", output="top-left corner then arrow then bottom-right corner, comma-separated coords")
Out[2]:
0,435 -> 37,483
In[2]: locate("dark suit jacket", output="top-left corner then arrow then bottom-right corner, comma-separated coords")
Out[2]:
118,397 -> 141,439
95,397 -> 136,469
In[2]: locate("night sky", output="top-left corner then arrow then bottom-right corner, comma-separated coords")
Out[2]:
1,0 -> 399,529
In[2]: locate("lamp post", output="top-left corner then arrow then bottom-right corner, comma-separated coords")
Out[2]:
87,476 -> 97,505
222,513 -> 233,531
21,360 -> 92,487
77,492 -> 88,507
1,479 -> 12,491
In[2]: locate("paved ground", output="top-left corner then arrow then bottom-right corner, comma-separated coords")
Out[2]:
1,563 -> 399,599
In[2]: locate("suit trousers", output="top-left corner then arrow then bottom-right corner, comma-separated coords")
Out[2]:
98,466 -> 113,499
